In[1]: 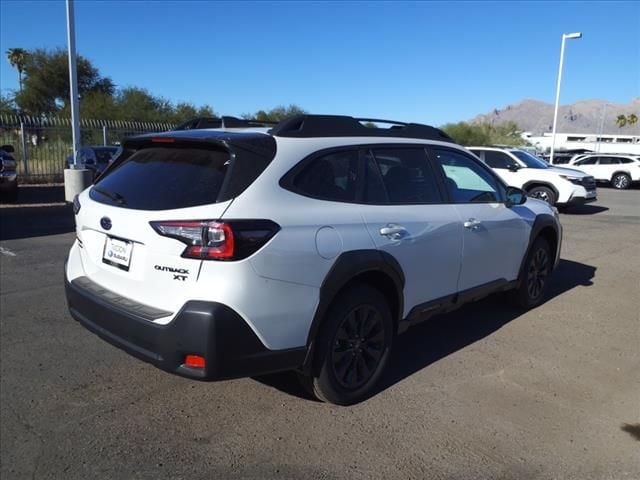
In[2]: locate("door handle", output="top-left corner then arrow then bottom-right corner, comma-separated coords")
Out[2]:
379,224 -> 408,240
463,218 -> 481,230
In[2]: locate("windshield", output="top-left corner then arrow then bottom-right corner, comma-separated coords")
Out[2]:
511,150 -> 549,169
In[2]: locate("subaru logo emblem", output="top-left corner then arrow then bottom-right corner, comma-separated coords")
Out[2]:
100,217 -> 112,230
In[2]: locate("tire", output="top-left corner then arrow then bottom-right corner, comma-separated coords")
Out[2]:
527,186 -> 557,205
611,173 -> 631,190
300,283 -> 394,405
1,183 -> 18,203
512,237 -> 551,310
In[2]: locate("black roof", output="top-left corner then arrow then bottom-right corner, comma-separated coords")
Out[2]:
270,115 -> 454,142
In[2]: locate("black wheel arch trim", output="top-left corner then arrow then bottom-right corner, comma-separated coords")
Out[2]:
302,249 -> 404,372
517,214 -> 560,285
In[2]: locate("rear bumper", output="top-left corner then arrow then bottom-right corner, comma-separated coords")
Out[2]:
65,275 -> 307,380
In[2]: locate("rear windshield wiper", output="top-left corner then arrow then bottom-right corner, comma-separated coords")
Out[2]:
93,186 -> 127,205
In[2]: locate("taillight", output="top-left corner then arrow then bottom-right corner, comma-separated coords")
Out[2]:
150,219 -> 279,261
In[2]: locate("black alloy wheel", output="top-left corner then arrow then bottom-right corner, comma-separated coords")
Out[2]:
526,245 -> 550,300
331,305 -> 385,390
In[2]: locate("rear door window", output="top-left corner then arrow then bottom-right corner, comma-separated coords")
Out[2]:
599,157 -> 620,165
91,147 -> 230,210
371,147 -> 441,204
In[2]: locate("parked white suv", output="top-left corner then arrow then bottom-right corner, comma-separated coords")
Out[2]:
568,154 -> 640,190
468,147 -> 596,207
65,115 -> 562,405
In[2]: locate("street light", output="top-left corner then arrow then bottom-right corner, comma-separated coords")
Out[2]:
550,32 -> 582,164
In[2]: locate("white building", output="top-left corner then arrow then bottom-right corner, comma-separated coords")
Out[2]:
521,132 -> 640,155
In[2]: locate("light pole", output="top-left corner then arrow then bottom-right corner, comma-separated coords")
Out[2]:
63,0 -> 92,202
66,0 -> 80,166
550,32 -> 582,164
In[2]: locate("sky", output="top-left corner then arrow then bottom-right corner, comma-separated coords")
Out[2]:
0,0 -> 638,126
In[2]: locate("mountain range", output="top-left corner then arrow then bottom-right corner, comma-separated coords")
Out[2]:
469,98 -> 640,135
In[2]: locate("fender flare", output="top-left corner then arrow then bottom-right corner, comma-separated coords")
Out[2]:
302,249 -> 405,371
517,214 -> 560,284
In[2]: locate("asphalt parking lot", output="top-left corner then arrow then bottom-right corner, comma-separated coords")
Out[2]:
1,186 -> 639,480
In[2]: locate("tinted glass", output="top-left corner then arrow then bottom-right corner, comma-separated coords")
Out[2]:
372,147 -> 440,204
576,157 -> 598,165
511,150 -> 549,169
433,148 -> 502,203
293,150 -> 358,202
90,147 -> 229,210
599,157 -> 619,165
363,150 -> 388,203
484,150 -> 518,169
94,148 -> 117,164
619,158 -> 634,164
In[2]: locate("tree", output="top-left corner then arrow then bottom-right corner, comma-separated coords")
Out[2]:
616,114 -> 627,128
14,48 -> 114,114
171,102 -> 216,123
0,93 -> 17,115
6,48 -> 28,93
243,104 -> 307,122
627,113 -> 638,126
441,121 -> 523,146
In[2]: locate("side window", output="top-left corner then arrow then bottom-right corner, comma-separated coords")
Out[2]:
599,157 -> 619,165
484,150 -> 518,169
619,158 -> 634,164
469,149 -> 483,160
371,147 -> 441,204
292,150 -> 358,202
433,148 -> 503,203
362,150 -> 388,203
576,157 -> 598,165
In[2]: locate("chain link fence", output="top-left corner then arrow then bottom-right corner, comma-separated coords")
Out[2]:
0,115 -> 175,183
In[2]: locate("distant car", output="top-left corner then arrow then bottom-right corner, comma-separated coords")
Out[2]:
568,154 -> 640,190
67,146 -> 119,179
0,144 -> 18,202
468,146 -> 596,207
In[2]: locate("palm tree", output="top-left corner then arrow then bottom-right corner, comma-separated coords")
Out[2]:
628,113 -> 638,126
616,114 -> 627,128
6,48 -> 27,93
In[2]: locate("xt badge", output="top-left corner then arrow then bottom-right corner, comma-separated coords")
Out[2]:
155,265 -> 189,281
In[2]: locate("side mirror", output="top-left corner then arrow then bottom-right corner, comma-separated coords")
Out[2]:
507,164 -> 520,172
505,187 -> 526,207
1,145 -> 15,153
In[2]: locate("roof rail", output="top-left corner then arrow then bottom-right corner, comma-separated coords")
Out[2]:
174,116 -> 278,131
269,115 -> 454,142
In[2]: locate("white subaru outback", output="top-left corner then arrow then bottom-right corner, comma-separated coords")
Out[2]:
468,146 -> 597,208
65,115 -> 562,405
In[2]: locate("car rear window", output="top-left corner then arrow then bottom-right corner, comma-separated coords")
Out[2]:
90,146 -> 230,210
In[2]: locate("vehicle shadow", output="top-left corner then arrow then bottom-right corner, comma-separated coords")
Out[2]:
563,205 -> 609,215
253,258 -> 596,403
0,185 -> 75,241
